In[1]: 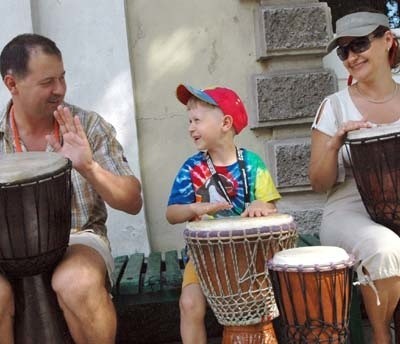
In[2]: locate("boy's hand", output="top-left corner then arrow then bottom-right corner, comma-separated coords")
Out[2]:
241,200 -> 277,218
190,202 -> 232,221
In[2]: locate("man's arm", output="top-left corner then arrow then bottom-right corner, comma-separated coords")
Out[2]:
46,105 -> 142,215
80,162 -> 142,214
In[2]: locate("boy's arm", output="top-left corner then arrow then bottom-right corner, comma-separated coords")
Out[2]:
166,202 -> 232,224
240,152 -> 280,218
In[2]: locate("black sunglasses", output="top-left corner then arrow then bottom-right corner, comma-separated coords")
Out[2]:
336,34 -> 376,61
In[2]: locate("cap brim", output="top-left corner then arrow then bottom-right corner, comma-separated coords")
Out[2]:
326,24 -> 381,53
326,12 -> 389,53
176,84 -> 217,106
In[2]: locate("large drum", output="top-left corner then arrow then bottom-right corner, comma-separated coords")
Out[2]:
345,125 -> 400,236
268,246 -> 355,343
0,152 -> 73,344
184,214 -> 297,343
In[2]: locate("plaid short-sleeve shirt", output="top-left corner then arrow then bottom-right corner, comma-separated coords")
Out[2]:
0,101 -> 135,246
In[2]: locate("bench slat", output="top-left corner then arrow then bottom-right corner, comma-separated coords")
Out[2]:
119,253 -> 144,295
143,252 -> 162,292
297,234 -> 321,247
164,250 -> 182,288
112,255 -> 129,295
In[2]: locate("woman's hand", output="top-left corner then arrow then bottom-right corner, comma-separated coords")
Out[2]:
328,119 -> 372,151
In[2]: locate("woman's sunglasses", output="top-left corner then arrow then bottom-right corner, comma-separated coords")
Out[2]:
336,34 -> 376,61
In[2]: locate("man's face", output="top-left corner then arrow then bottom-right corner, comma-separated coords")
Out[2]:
13,49 -> 66,118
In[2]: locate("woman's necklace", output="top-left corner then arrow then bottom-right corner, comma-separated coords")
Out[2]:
355,82 -> 399,104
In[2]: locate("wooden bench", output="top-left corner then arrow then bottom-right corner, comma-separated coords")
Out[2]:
111,250 -> 222,344
112,235 -> 398,344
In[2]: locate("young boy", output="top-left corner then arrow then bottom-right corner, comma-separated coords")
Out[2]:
166,84 -> 281,343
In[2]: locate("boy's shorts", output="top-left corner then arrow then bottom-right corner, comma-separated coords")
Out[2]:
182,260 -> 200,288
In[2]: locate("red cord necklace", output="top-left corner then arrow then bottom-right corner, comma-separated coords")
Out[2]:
10,105 -> 59,152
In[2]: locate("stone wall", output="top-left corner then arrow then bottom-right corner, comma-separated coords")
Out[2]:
252,0 -> 336,235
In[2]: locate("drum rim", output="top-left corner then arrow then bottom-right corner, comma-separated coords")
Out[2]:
183,224 -> 297,239
185,213 -> 295,232
0,159 -> 72,187
267,254 -> 355,272
345,127 -> 400,144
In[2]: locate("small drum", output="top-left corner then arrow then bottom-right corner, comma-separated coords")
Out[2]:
0,152 -> 73,344
345,125 -> 400,236
268,246 -> 355,343
184,214 -> 297,343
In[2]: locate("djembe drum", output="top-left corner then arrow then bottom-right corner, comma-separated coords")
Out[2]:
345,125 -> 400,236
0,152 -> 73,344
184,214 -> 298,343
268,246 -> 355,343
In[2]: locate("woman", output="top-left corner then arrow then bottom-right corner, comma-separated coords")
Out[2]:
309,9 -> 400,344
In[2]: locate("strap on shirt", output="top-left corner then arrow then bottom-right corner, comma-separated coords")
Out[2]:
205,147 -> 250,209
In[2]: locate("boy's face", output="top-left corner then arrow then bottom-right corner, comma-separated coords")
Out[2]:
187,100 -> 225,151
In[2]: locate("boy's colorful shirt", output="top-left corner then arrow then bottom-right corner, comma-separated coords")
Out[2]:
167,149 -> 281,217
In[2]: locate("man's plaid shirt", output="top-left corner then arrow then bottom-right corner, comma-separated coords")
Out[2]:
0,101 -> 135,247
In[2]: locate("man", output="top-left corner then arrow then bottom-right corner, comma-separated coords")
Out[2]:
0,33 -> 142,344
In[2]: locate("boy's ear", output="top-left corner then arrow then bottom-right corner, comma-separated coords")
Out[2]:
222,115 -> 234,131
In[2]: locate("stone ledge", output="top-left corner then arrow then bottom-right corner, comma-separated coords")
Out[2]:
255,2 -> 333,60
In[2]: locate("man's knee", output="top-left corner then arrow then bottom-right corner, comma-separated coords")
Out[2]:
51,246 -> 107,304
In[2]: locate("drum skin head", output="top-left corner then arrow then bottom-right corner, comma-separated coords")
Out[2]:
346,123 -> 400,142
270,246 -> 350,266
0,152 -> 69,184
186,213 -> 294,232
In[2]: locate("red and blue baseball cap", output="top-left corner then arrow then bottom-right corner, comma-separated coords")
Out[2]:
176,84 -> 248,134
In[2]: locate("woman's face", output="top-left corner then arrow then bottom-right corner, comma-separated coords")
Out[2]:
337,31 -> 393,82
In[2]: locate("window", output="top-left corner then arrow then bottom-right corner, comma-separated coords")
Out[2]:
322,1 -> 399,30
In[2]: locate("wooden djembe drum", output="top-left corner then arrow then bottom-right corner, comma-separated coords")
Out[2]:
184,214 -> 298,343
345,125 -> 400,236
268,246 -> 355,343
0,152 -> 74,344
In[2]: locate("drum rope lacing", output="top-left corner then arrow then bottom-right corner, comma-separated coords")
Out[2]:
186,226 -> 298,326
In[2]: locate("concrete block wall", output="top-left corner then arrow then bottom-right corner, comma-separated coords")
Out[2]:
253,1 -> 335,235
253,69 -> 337,127
255,3 -> 333,59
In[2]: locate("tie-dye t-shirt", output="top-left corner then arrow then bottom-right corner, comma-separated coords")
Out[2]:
167,148 -> 280,217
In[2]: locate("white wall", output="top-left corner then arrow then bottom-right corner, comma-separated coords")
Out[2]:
0,0 -> 150,257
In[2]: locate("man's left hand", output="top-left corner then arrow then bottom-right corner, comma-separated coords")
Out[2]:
46,105 -> 93,174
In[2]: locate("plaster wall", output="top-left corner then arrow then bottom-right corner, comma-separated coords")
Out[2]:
0,0 -> 150,257
126,0 -> 304,251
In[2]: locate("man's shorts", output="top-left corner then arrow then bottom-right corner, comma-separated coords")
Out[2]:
69,230 -> 115,287
182,260 -> 200,288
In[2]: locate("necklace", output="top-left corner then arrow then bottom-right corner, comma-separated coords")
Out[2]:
355,82 -> 399,104
10,105 -> 60,152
